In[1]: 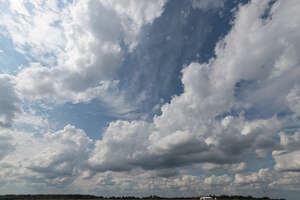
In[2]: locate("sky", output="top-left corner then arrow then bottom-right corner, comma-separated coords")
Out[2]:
0,0 -> 300,199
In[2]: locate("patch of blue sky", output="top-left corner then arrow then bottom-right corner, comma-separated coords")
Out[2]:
11,98 -> 116,141
23,1 -> 35,15
51,19 -> 62,28
24,46 -> 58,67
11,100 -> 49,133
247,152 -> 277,171
0,0 -> 8,11
0,32 -> 29,75
46,100 -> 119,140
57,0 -> 74,9
185,165 -> 233,177
12,121 -> 44,136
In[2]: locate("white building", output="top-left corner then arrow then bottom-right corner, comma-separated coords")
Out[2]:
200,197 -> 216,200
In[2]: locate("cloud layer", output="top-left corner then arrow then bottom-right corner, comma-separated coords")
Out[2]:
1,0 -> 300,200
0,74 -> 21,128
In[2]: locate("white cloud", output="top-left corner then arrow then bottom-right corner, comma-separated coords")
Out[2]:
272,128 -> 300,172
88,120 -> 152,172
26,125 -> 92,186
286,85 -> 300,115
200,162 -> 247,172
1,0 -> 300,198
16,63 -> 123,104
99,0 -> 167,50
273,150 -> 300,172
269,171 -> 300,191
234,168 -> 274,186
0,0 -> 65,62
0,125 -> 92,189
204,174 -> 232,185
0,74 -> 21,128
0,0 -> 167,108
0,131 -> 14,160
88,0 -> 300,175
273,131 -> 300,172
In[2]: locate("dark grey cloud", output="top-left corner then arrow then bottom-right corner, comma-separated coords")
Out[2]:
88,117 -> 281,174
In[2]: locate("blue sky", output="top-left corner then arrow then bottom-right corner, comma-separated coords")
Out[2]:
0,0 -> 300,200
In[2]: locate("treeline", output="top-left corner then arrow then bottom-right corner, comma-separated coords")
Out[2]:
0,194 -> 98,200
0,195 -> 286,200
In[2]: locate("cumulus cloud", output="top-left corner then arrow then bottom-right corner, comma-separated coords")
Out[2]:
200,162 -> 247,172
273,150 -> 300,172
1,0 -> 300,198
88,120 -> 152,172
89,113 -> 280,172
0,125 -> 92,189
99,0 -> 167,50
26,125 -> 92,186
78,171 -> 235,197
234,168 -> 274,186
272,131 -> 300,172
88,0 -> 300,177
0,132 -> 15,160
0,0 -> 167,110
270,171 -> 300,192
16,63 -> 123,104
0,74 -> 21,128
204,174 -> 232,185
286,85 -> 300,115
